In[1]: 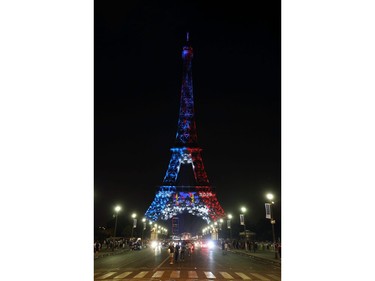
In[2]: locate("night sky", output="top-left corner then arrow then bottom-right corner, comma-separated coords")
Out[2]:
94,1 -> 281,236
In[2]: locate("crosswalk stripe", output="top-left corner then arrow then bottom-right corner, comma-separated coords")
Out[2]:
250,273 -> 270,281
96,272 -> 117,279
170,270 -> 180,278
204,271 -> 216,279
267,274 -> 281,280
152,271 -> 164,278
188,271 -> 198,279
220,272 -> 234,279
114,272 -> 133,279
133,271 -> 148,278
93,270 -> 279,280
235,272 -> 252,280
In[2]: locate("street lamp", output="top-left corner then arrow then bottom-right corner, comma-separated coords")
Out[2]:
114,205 -> 121,237
266,193 -> 278,259
213,221 -> 218,240
113,205 -> 121,251
219,218 -> 223,238
240,206 -> 248,251
131,213 -> 137,239
142,218 -> 146,240
227,214 -> 232,239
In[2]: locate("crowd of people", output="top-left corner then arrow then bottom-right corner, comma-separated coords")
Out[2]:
221,239 -> 281,257
94,237 -> 146,257
167,241 -> 194,264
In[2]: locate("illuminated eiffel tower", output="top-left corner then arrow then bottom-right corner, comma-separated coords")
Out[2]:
145,33 -> 225,226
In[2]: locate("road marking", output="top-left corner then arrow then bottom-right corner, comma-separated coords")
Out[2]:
155,256 -> 170,270
267,274 -> 281,280
93,270 -> 279,281
188,271 -> 198,278
114,272 -> 132,278
235,272 -> 252,280
170,270 -> 180,278
152,271 -> 164,278
204,271 -> 216,279
220,272 -> 234,279
250,273 -> 270,280
133,271 -> 148,278
96,272 -> 117,279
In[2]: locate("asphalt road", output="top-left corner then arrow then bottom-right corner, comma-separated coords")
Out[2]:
94,245 -> 281,280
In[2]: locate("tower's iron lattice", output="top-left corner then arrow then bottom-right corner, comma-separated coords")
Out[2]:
145,34 -> 225,224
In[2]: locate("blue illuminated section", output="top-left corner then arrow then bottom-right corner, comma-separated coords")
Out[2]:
145,187 -> 211,223
162,148 -> 183,184
145,186 -> 175,222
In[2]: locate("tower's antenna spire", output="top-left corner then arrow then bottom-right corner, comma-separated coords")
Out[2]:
186,32 -> 189,42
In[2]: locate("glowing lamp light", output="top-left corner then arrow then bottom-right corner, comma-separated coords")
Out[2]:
151,241 -> 158,248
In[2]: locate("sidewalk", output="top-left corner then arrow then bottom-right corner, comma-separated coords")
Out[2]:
229,249 -> 281,266
94,247 -> 130,259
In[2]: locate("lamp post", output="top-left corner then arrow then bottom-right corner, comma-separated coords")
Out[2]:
131,213 -> 137,239
142,218 -> 146,240
240,207 -> 248,251
219,218 -> 223,239
113,205 -> 121,251
227,214 -> 232,239
266,193 -> 278,259
213,222 -> 218,240
152,223 -> 158,240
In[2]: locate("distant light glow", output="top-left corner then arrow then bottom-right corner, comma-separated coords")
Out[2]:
207,240 -> 215,249
266,193 -> 274,200
151,241 -> 158,248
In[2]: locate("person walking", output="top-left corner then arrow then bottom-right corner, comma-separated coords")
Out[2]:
224,241 -> 228,255
168,243 -> 175,264
174,243 -> 180,262
180,242 -> 186,261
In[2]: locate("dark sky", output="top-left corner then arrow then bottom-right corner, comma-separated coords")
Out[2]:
94,1 -> 281,234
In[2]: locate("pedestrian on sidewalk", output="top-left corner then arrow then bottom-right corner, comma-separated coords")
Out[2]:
224,241 -> 228,255
94,240 -> 101,258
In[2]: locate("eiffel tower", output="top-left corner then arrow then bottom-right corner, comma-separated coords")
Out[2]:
145,33 -> 225,225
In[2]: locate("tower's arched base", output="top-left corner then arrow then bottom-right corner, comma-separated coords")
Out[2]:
145,186 -> 225,224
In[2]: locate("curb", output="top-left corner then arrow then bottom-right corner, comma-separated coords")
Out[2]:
94,249 -> 129,259
229,250 -> 281,266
